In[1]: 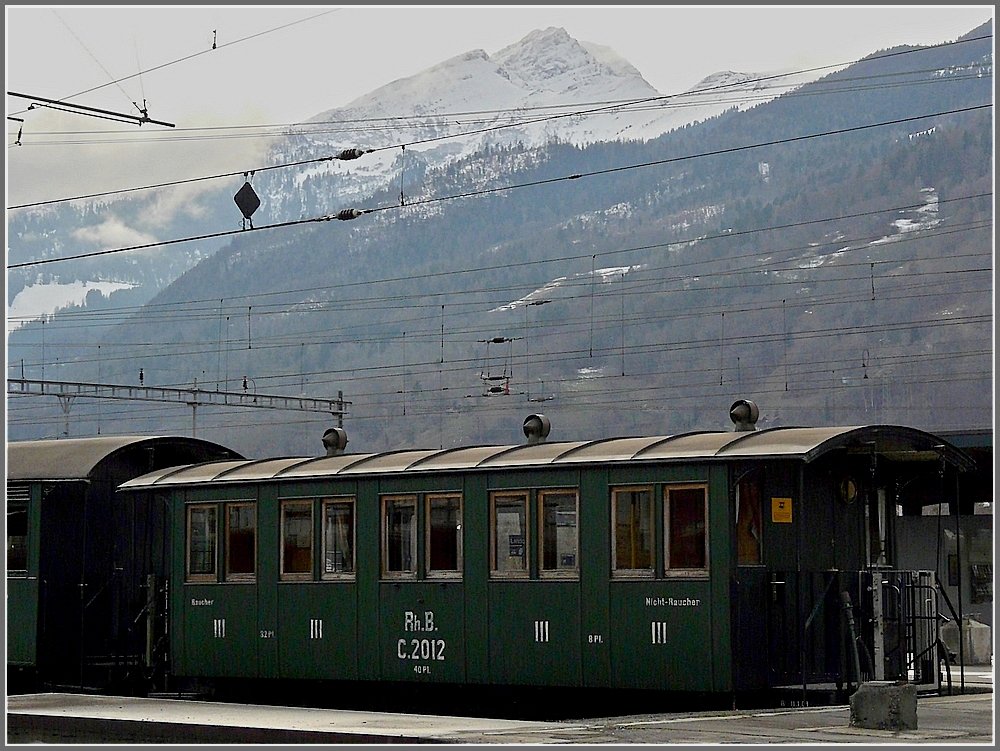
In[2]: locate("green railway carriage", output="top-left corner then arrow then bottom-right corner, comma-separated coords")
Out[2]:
6,435 -> 243,692
119,411 -> 974,706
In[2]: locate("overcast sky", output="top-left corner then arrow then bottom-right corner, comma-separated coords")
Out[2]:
5,5 -> 994,206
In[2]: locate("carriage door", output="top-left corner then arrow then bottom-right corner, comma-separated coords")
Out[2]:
731,469 -> 770,691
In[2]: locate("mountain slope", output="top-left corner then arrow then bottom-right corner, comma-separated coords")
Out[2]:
6,22 -> 992,457
7,26 -> 786,329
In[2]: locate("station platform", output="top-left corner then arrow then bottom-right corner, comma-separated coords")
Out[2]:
7,677 -> 993,744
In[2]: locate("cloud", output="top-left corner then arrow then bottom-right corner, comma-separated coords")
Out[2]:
72,216 -> 158,249
7,107 -> 276,213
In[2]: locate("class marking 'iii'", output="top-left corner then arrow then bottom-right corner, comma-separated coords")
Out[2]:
534,620 -> 549,642
651,621 -> 668,644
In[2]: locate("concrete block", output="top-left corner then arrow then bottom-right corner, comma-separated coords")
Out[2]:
940,616 -> 993,665
849,681 -> 917,730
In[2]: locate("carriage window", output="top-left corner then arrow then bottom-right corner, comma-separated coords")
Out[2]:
665,485 -> 709,574
322,498 -> 355,578
612,487 -> 654,576
427,494 -> 462,577
281,500 -> 313,580
540,490 -> 579,577
736,474 -> 763,566
7,504 -> 28,575
225,502 -> 256,581
187,504 -> 217,582
491,491 -> 529,577
382,496 -> 417,577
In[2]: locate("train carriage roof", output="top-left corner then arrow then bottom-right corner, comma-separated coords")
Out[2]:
6,435 -> 243,481
118,425 -> 975,490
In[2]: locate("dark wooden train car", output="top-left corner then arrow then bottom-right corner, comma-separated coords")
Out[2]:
119,412 -> 973,708
6,435 -> 243,692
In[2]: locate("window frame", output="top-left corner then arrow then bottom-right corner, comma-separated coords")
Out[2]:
224,501 -> 257,583
321,496 -> 357,580
736,473 -> 764,567
489,490 -> 530,579
538,488 -> 580,579
279,499 -> 314,582
611,485 -> 655,579
186,503 -> 218,583
6,499 -> 29,577
381,494 -> 418,579
425,493 -> 463,579
663,483 -> 710,578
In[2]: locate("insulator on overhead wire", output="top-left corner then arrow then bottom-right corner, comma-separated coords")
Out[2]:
335,208 -> 363,221
336,148 -> 368,161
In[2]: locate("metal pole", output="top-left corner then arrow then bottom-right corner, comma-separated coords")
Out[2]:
145,574 -> 156,673
955,471 -> 965,691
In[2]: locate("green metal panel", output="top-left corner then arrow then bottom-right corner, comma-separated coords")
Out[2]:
256,484 -> 278,679
178,584 -> 258,677
269,479 -> 361,681
462,473 -> 490,684
609,580 -> 715,691
488,582 -> 582,687
708,463 -> 733,692
760,462 -> 798,569
6,578 -> 38,666
171,487 -> 259,680
355,478 -> 380,681
603,462 -> 731,692
372,474 -> 466,683
378,581 -> 465,683
7,484 -> 40,667
169,493 -> 188,675
277,583 -> 358,680
579,467 -> 611,688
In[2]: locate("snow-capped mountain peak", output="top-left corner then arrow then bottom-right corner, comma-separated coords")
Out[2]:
690,70 -> 762,93
491,26 -> 649,95
264,27 -> 797,221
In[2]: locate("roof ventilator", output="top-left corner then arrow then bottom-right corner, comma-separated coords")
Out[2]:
322,427 -> 349,456
523,414 -> 551,445
729,399 -> 760,432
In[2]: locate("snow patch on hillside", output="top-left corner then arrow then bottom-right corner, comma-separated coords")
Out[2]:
7,280 -> 136,333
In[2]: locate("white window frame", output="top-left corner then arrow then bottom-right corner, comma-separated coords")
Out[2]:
224,501 -> 257,583
425,493 -> 463,579
611,485 -> 655,579
538,488 -> 579,579
321,496 -> 357,580
664,483 -> 710,578
381,495 -> 418,579
280,499 -> 314,582
490,490 -> 530,579
186,503 -> 218,583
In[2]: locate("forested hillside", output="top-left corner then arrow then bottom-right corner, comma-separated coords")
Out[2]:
7,24 -> 992,457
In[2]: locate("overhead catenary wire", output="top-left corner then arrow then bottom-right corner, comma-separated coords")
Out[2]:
13,64 -> 991,143
15,285 -> 988,383
5,33 -> 990,434
9,332 -> 989,416
6,195 -> 990,335
10,355 -> 990,432
7,33 -> 992,208
11,66 -> 990,149
7,103 -> 991,270
7,9 -> 341,120
52,8 -> 146,116
6,209 -> 989,336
